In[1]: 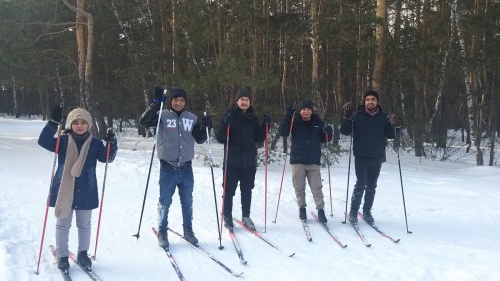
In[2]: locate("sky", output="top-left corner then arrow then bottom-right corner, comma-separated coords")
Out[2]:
0,116 -> 499,281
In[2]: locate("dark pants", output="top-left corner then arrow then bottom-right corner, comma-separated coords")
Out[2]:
222,166 -> 257,218
350,157 -> 383,211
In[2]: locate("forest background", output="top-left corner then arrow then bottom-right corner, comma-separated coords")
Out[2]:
0,0 -> 498,166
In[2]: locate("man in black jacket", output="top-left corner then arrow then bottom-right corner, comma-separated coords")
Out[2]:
340,90 -> 402,225
216,87 -> 271,231
278,99 -> 333,223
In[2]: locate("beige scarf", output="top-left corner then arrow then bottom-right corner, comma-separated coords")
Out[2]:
55,133 -> 92,219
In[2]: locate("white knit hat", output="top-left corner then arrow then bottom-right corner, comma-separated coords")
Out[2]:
66,108 -> 92,128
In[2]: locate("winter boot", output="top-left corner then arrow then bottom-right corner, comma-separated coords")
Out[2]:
348,209 -> 358,224
157,229 -> 169,249
242,217 -> 256,231
299,207 -> 307,221
363,209 -> 375,225
77,250 -> 92,270
317,209 -> 328,223
183,226 -> 199,246
57,257 -> 70,273
224,215 -> 234,229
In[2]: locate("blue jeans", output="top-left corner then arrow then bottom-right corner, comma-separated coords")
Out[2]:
158,161 -> 194,231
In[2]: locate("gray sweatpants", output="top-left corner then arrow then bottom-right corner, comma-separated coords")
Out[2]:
56,209 -> 92,258
292,164 -> 325,209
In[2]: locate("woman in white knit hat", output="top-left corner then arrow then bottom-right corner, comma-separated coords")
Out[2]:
38,105 -> 118,275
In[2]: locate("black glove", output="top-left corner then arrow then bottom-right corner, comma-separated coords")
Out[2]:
286,104 -> 295,119
201,115 -> 213,129
343,102 -> 355,119
388,114 -> 402,127
262,113 -> 272,124
149,102 -> 161,112
153,86 -> 164,103
223,114 -> 233,125
104,130 -> 116,143
51,104 -> 63,124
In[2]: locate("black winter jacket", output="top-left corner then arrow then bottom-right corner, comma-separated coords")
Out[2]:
339,104 -> 397,158
278,113 -> 333,165
216,105 -> 266,168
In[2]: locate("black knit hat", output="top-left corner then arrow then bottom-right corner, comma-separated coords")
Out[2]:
297,99 -> 314,112
235,87 -> 252,101
169,87 -> 188,102
363,90 -> 379,102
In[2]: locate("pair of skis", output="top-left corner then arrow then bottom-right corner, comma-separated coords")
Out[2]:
226,218 -> 295,265
348,212 -> 401,246
49,245 -> 102,281
152,227 -> 243,280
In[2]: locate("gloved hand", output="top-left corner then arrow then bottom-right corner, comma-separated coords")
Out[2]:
201,115 -> 212,129
388,114 -> 402,127
286,104 -> 295,119
153,86 -> 164,103
104,130 -> 116,143
51,104 -> 63,124
223,114 -> 233,125
262,113 -> 272,124
343,102 -> 355,119
149,102 -> 162,112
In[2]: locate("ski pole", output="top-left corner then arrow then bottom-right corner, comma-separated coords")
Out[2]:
342,119 -> 354,224
325,128 -> 333,217
93,128 -> 113,260
133,89 -> 166,239
205,112 -> 224,249
264,122 -> 269,232
394,126 -> 412,234
219,121 -> 231,236
273,113 -> 294,223
35,118 -> 65,274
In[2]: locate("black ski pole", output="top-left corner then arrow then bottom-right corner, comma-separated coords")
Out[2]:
133,90 -> 166,239
342,119 -> 354,224
205,112 -> 224,249
394,126 -> 412,234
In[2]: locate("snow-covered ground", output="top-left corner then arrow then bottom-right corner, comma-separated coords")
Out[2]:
0,116 -> 499,281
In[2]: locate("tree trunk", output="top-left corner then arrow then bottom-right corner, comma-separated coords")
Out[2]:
371,0 -> 386,93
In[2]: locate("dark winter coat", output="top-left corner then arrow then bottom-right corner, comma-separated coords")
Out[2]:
339,104 -> 397,158
278,113 -> 333,165
38,122 -> 118,209
216,105 -> 266,168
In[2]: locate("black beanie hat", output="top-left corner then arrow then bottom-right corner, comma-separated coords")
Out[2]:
169,87 -> 188,102
235,87 -> 252,101
297,99 -> 314,112
363,90 -> 379,102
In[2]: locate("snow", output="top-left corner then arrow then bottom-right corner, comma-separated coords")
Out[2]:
0,116 -> 499,281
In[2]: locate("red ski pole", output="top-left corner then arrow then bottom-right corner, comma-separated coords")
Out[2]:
219,122 -> 231,236
93,128 -> 113,260
273,113 -> 294,223
264,122 -> 269,232
35,120 -> 65,274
